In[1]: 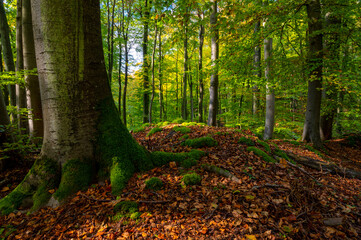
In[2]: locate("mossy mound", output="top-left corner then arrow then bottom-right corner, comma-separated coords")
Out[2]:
113,200 -> 140,221
179,134 -> 189,140
173,126 -> 192,134
157,121 -> 170,127
256,140 -> 271,153
238,137 -> 255,146
181,137 -> 217,148
172,118 -> 185,124
247,147 -> 276,163
180,158 -> 198,169
146,127 -> 163,137
145,177 -> 163,190
151,149 -> 205,167
182,173 -> 202,186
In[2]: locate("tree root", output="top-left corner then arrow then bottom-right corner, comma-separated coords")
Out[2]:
201,164 -> 241,183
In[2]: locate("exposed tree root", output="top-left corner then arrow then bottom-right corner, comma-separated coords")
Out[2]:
201,164 -> 241,183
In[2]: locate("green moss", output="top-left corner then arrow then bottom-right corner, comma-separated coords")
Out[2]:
181,122 -> 205,127
146,127 -> 163,137
247,147 -> 276,163
157,121 -> 170,127
289,140 -> 301,146
130,211 -> 142,220
181,137 -> 217,148
238,137 -> 255,146
304,145 -> 323,158
257,140 -> 271,152
31,183 -> 51,212
150,149 -> 205,167
173,126 -> 191,134
274,149 -> 292,162
172,118 -> 185,124
113,200 -> 140,221
181,158 -> 198,169
133,126 -> 145,133
179,134 -> 189,140
54,159 -> 92,202
110,157 -> 135,195
182,173 -> 202,186
145,177 -> 163,190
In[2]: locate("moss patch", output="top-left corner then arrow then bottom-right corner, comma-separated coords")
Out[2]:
247,147 -> 276,163
110,157 -> 135,195
238,137 -> 255,146
179,134 -> 189,140
257,140 -> 271,153
173,126 -> 191,134
147,127 -> 162,137
151,149 -> 205,167
181,158 -> 198,169
54,159 -> 92,202
145,177 -> 163,190
182,173 -> 202,186
181,137 -> 217,148
113,200 -> 140,221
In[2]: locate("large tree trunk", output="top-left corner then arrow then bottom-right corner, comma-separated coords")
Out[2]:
263,38 -> 275,140
302,0 -> 323,148
22,0 -> 43,142
142,0 -> 150,123
16,0 -> 29,135
0,0 -> 154,214
0,0 -> 17,122
207,0 -> 219,126
198,13 -> 204,123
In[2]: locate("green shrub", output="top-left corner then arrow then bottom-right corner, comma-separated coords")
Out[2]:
182,137 -> 217,148
181,158 -> 198,169
173,126 -> 192,134
238,137 -> 255,146
257,140 -> 271,152
145,177 -> 163,190
247,147 -> 275,163
146,127 -> 162,137
182,173 -> 202,186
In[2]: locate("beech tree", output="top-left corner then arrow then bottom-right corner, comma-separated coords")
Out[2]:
0,0 -> 197,214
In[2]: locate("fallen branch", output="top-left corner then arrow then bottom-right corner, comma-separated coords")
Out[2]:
284,151 -> 361,180
202,164 -> 241,183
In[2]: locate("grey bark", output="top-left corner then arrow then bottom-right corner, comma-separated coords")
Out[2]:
23,0 -> 43,142
263,38 -> 274,140
207,0 -> 219,126
302,0 -> 323,148
252,21 -> 261,116
198,12 -> 204,123
16,0 -> 28,135
0,0 -> 16,122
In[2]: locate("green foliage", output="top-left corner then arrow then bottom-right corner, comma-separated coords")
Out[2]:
182,173 -> 202,186
256,140 -> 271,153
146,127 -> 163,137
145,177 -> 163,190
238,136 -> 255,146
157,121 -> 170,127
247,147 -> 276,163
181,137 -> 217,148
181,158 -> 198,169
181,122 -> 206,127
172,118 -> 185,124
173,126 -> 191,134
273,127 -> 300,140
113,200 -> 140,221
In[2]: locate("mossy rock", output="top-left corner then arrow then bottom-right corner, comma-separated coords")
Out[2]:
238,137 -> 255,146
146,127 -> 163,137
256,140 -> 271,153
181,158 -> 198,169
181,137 -> 217,148
247,147 -> 276,163
145,177 -> 163,190
173,126 -> 192,134
182,173 -> 202,186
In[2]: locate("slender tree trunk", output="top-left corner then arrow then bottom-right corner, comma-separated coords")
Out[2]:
22,0 -> 43,142
252,21 -> 261,117
175,50 -> 179,114
207,0 -> 219,126
0,0 -> 16,122
16,0 -> 28,135
263,38 -> 275,140
181,8 -> 189,121
149,23 -> 157,123
117,13 -> 122,115
108,0 -> 116,84
122,40 -> 129,126
0,89 -> 10,129
142,0 -> 150,123
0,0 -> 156,215
189,66 -> 194,122
198,14 -> 204,123
302,0 -> 323,147
158,29 -> 164,121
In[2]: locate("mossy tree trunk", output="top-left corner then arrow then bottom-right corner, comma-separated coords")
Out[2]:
0,0 -> 154,215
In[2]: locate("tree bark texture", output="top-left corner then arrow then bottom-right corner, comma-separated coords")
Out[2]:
0,0 -> 16,122
142,0 -> 150,123
264,38 -> 275,140
0,0 -> 155,214
252,21 -> 261,116
22,0 -> 43,141
181,9 -> 189,121
149,23 -> 157,123
302,0 -> 323,148
158,29 -> 164,121
198,15 -> 204,123
207,0 -> 219,126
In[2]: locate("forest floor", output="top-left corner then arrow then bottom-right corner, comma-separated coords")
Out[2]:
0,125 -> 360,239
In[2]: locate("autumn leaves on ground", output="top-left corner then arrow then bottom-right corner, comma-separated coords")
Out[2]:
1,125 -> 361,239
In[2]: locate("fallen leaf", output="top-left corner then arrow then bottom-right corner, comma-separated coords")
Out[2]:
246,234 -> 257,240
